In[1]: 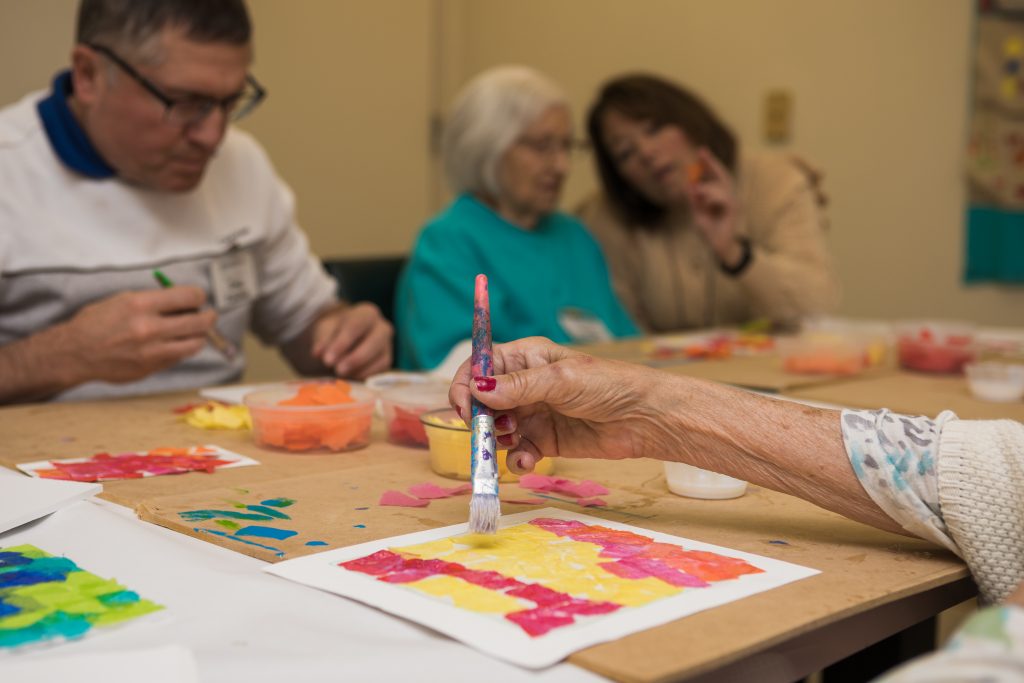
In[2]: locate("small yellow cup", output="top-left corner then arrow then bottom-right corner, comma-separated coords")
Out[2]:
420,408 -> 555,482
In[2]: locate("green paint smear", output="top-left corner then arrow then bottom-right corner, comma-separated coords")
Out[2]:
0,545 -> 163,649
244,505 -> 291,519
215,520 -> 241,530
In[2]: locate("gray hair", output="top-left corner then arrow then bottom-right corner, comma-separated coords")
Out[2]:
442,65 -> 569,197
76,0 -> 251,63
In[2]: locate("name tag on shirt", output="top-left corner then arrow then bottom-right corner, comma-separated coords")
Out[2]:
209,249 -> 257,310
558,307 -> 613,343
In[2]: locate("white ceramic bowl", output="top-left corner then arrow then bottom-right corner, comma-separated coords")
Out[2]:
964,362 -> 1024,403
664,461 -> 747,500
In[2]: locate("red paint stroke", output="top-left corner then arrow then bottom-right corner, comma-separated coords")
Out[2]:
379,490 -> 430,508
530,518 -> 762,585
340,548 -> 619,637
33,447 -> 231,482
408,482 -> 472,500
517,474 -> 609,499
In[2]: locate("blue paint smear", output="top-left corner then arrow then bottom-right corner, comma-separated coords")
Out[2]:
260,498 -> 295,508
305,541 -> 328,546
196,529 -> 285,557
0,611 -> 92,648
245,505 -> 291,519
768,540 -> 790,545
0,558 -> 77,588
0,551 -> 33,568
179,509 -> 275,522
353,524 -> 367,529
354,507 -> 370,511
0,599 -> 20,618
98,590 -> 140,607
234,525 -> 298,541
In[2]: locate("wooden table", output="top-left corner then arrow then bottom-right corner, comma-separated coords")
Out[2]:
0,389 -> 972,682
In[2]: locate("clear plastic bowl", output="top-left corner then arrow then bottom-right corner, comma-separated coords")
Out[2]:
366,372 -> 450,448
244,380 -> 373,453
777,332 -> 868,376
419,407 -> 555,482
664,461 -> 747,500
964,362 -> 1024,403
896,321 -> 976,374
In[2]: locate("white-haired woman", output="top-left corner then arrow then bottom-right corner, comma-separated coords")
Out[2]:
396,66 -> 638,370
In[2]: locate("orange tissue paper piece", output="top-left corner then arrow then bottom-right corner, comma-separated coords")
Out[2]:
278,380 -> 355,406
687,160 -> 705,184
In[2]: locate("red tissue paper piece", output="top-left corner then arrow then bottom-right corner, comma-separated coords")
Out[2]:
408,482 -> 472,500
517,474 -> 610,498
379,490 -> 431,508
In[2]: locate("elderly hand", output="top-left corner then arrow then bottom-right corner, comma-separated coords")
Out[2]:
311,302 -> 393,379
449,336 -> 671,474
687,147 -> 744,268
63,286 -> 215,384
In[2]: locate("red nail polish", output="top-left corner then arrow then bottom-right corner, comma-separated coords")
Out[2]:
497,434 -> 514,446
474,376 -> 496,392
495,414 -> 511,431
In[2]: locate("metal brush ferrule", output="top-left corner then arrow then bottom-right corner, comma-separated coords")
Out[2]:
470,414 -> 499,496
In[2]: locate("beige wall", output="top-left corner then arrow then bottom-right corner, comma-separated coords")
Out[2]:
0,0 -> 1020,361
441,0 -> 1023,327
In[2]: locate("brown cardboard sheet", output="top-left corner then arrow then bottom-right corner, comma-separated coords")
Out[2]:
785,371 -> 1024,420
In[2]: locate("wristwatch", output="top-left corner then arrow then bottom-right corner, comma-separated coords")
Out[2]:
719,237 -> 753,276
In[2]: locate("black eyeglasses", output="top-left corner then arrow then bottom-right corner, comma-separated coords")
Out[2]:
87,43 -> 266,127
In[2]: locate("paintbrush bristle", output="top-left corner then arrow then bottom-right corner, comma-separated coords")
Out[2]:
468,493 -> 500,534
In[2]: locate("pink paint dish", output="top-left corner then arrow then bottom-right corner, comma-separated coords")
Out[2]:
366,372 -> 450,448
896,321 -> 976,374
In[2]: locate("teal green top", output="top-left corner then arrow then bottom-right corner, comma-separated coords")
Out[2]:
396,194 -> 638,369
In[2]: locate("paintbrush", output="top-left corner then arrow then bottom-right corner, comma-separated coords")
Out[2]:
153,269 -> 238,360
468,273 -> 500,534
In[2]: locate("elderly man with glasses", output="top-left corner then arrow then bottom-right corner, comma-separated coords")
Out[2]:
0,0 -> 393,403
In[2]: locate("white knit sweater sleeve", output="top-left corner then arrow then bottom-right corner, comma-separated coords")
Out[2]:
937,418 -> 1024,605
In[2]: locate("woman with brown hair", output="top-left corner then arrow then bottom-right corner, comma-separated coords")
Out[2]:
578,74 -> 841,332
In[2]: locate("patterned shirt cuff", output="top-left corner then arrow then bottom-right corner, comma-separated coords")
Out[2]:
841,408 -> 960,554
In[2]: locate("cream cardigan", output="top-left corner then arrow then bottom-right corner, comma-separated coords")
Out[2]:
577,151 -> 841,332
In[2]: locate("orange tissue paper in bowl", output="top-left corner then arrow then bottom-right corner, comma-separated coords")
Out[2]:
244,380 -> 372,453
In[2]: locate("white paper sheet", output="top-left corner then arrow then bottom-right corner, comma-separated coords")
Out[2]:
199,383 -> 277,405
0,476 -> 101,533
266,508 -> 819,669
15,445 -> 259,481
0,644 -> 198,683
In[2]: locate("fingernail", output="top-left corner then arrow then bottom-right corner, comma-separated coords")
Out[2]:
474,376 -> 496,392
495,414 -> 512,431
515,456 -> 525,471
497,434 -> 514,447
